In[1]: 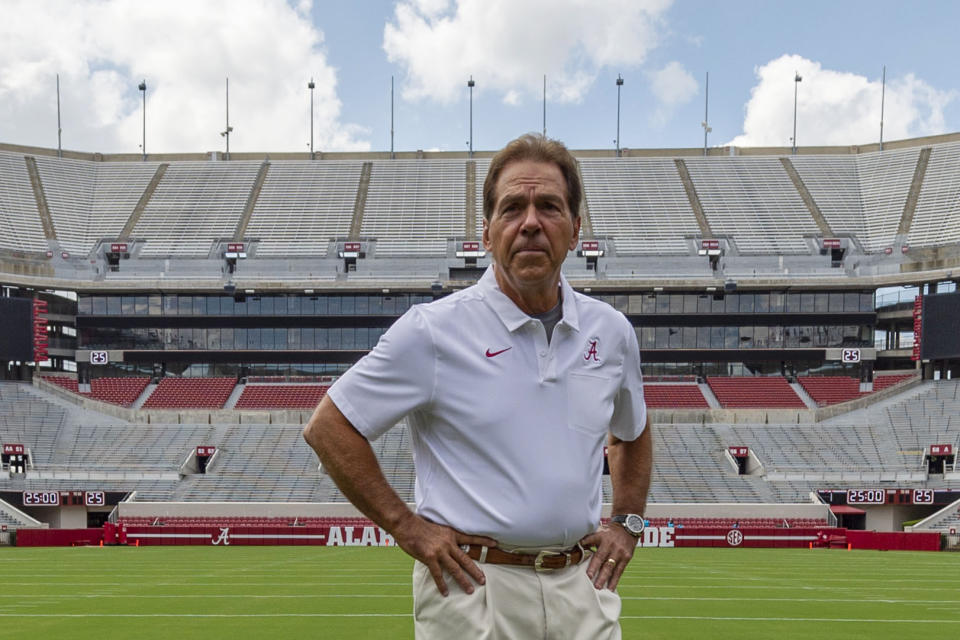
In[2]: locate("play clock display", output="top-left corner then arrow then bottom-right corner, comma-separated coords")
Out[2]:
846,489 -> 885,504
22,491 -> 60,506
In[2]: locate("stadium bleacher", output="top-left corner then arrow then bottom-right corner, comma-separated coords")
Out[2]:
2,132 -> 960,544
233,384 -> 329,410
707,376 -> 806,409
141,378 -> 236,409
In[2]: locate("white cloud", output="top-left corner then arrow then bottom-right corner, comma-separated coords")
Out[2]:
0,0 -> 370,153
646,61 -> 697,124
728,54 -> 956,147
383,0 -> 673,105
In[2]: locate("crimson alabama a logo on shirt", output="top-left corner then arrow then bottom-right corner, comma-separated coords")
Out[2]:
583,337 -> 601,365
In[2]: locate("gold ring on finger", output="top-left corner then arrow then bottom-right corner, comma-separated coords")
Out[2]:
606,558 -> 616,565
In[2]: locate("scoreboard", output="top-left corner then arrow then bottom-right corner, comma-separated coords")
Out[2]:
0,490 -> 119,508
818,488 -> 958,506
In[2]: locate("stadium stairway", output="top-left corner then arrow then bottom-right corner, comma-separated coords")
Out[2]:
131,382 -> 157,410
789,381 -> 819,409
0,496 -> 44,529
223,383 -> 245,410
697,382 -> 722,408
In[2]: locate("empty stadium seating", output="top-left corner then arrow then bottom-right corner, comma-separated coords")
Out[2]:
799,374 -> 917,406
644,384 -> 709,409
799,376 -> 866,406
142,377 -> 236,409
707,377 -> 806,408
43,376 -> 149,407
234,384 -> 328,409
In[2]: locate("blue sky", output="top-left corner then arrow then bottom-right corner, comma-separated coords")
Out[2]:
2,0 -> 958,154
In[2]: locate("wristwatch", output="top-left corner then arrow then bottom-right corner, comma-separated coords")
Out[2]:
610,514 -> 645,537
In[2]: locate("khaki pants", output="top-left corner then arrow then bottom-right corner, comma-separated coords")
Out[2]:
413,559 -> 621,639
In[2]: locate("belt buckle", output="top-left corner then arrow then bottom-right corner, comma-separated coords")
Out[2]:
534,549 -> 564,572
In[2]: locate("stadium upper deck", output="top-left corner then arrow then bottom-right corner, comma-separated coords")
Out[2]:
1,132 -> 959,293
2,134 -> 959,382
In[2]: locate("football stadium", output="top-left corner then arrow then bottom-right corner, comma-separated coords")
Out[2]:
2,131 -> 960,636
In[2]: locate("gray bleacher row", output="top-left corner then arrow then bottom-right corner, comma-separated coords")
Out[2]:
2,381 -> 957,504
2,139 -> 959,259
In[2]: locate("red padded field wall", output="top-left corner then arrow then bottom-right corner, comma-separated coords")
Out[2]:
16,528 -> 104,547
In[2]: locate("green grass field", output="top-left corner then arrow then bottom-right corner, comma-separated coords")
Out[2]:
1,546 -> 958,639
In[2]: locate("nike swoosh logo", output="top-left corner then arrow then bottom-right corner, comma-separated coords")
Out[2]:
485,347 -> 512,357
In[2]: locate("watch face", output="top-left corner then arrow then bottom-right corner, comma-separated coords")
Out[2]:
624,514 -> 645,534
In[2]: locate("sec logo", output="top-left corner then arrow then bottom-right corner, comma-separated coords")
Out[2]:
726,530 -> 743,546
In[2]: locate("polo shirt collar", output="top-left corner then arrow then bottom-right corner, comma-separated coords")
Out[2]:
478,265 -> 580,334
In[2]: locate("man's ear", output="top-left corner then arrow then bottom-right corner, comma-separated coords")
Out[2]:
482,216 -> 492,251
569,215 -> 581,251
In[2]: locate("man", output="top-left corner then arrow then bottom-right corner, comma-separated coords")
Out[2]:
303,133 -> 652,639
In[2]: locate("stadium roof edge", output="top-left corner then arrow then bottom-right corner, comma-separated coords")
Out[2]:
3,131 -> 960,163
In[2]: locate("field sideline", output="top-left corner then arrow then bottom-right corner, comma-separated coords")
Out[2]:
1,546 -> 958,639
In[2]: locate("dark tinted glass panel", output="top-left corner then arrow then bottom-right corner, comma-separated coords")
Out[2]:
725,294 -> 739,313
814,294 -> 829,313
844,293 -> 860,312
739,294 -> 754,313
786,293 -> 801,313
642,295 -> 656,314
628,295 -> 644,314
769,292 -> 785,312
829,293 -> 844,312
698,326 -> 711,348
725,326 -> 738,349
655,326 -> 669,348
107,297 -> 121,315
755,293 -> 769,313
641,326 -> 655,349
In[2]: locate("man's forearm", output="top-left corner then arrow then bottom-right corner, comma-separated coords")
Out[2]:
607,414 -> 653,515
302,396 -> 413,533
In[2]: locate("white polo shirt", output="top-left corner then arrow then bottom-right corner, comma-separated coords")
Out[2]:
327,265 -> 646,548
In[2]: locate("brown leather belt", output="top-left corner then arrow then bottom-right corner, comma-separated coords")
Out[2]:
462,544 -> 588,572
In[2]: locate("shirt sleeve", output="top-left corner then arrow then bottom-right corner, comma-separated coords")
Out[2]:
608,317 -> 647,442
326,305 -> 436,441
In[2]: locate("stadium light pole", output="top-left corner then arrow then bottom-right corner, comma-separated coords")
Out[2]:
390,75 -> 395,160
467,76 -> 475,158
138,79 -> 146,161
792,71 -> 802,155
615,74 -> 623,157
702,71 -> 712,157
56,73 -> 62,159
542,74 -> 547,137
879,65 -> 886,152
308,78 -> 315,159
220,77 -> 233,160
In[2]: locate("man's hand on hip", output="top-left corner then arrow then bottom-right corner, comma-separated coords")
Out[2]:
393,512 -> 498,597
579,523 -> 638,591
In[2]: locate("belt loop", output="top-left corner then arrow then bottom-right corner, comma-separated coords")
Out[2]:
479,545 -> 488,564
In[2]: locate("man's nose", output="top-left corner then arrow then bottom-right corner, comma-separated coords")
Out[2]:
519,204 -> 543,233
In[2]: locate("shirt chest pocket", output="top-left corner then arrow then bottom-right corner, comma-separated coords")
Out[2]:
567,372 -> 617,437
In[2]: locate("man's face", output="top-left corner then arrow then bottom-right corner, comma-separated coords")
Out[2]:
483,159 -> 580,302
